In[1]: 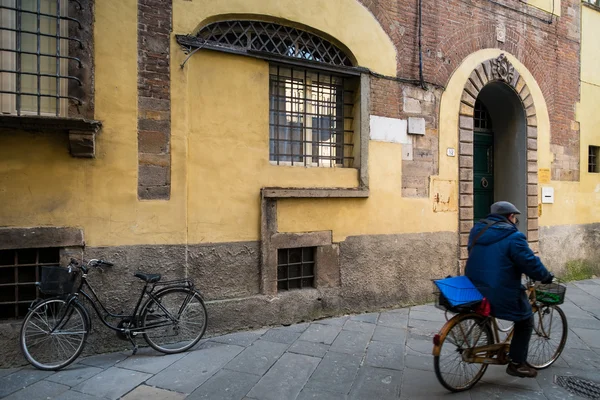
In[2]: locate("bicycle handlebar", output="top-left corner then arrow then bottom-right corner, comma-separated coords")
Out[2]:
69,258 -> 114,269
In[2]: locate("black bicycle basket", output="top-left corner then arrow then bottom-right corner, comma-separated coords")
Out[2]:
535,281 -> 567,305
39,266 -> 76,296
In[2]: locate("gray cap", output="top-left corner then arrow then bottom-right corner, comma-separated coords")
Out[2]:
490,201 -> 521,215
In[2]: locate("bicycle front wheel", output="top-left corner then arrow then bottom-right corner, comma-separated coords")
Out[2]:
434,313 -> 493,392
141,288 -> 207,354
20,299 -> 88,370
527,304 -> 568,369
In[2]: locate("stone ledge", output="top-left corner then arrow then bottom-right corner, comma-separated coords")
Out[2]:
270,231 -> 333,249
262,187 -> 369,199
0,227 -> 84,250
0,115 -> 101,158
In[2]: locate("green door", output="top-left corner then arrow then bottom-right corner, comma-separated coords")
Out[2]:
473,100 -> 494,221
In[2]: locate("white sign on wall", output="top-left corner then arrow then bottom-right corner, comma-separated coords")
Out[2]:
369,116 -> 409,144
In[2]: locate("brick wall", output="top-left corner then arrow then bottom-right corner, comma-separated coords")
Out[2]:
137,0 -> 173,200
360,0 -> 581,185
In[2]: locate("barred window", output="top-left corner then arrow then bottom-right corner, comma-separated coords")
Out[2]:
0,248 -> 59,319
589,146 -> 599,173
277,247 -> 315,291
269,65 -> 355,167
584,0 -> 600,7
0,0 -> 80,116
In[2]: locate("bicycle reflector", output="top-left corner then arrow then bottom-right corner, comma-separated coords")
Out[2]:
433,334 -> 441,346
475,297 -> 491,317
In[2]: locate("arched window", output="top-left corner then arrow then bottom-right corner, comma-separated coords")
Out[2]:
177,20 -> 358,168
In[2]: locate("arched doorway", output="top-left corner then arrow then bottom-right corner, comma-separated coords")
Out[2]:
473,82 -> 528,233
457,53 -> 540,268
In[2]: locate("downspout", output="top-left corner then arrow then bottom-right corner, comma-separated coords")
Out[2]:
418,0 -> 426,90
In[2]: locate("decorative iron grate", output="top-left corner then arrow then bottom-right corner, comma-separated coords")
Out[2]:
474,99 -> 492,131
0,247 -> 60,319
0,0 -> 84,116
269,64 -> 355,167
177,20 -> 353,68
555,376 -> 600,399
277,247 -> 315,291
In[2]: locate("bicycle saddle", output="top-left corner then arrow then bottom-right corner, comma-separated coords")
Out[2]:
134,272 -> 161,283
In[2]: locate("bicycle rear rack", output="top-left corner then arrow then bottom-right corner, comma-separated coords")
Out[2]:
154,278 -> 194,288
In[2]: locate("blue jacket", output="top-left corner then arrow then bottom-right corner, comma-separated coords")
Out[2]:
465,214 -> 552,321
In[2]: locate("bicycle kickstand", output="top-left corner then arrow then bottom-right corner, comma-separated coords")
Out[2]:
127,333 -> 139,356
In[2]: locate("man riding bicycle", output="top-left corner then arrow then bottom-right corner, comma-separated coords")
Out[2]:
465,201 -> 554,378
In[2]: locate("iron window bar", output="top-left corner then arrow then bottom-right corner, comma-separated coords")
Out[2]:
0,0 -> 86,116
269,64 -> 355,167
0,248 -> 60,319
277,247 -> 315,291
589,146 -> 599,173
474,100 -> 493,131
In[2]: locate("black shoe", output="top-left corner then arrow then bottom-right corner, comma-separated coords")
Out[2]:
506,362 -> 538,378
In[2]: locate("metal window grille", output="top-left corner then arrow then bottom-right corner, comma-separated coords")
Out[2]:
589,146 -> 599,173
0,247 -> 59,319
0,0 -> 84,116
277,247 -> 315,291
269,65 -> 355,167
474,100 -> 492,131
184,20 -> 353,68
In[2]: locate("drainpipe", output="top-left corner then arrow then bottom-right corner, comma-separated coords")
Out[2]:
418,0 -> 426,90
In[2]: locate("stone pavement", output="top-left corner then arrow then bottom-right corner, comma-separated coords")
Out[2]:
2,279 -> 600,400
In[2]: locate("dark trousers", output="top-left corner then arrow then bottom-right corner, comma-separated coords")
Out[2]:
509,315 -> 534,364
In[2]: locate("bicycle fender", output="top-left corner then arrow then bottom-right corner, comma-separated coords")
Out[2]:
432,313 -> 482,357
68,297 -> 92,332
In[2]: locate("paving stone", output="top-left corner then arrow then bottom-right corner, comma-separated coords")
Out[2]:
378,311 -> 409,329
279,322 -> 310,332
349,313 -> 379,324
469,383 -> 548,400
329,330 -> 372,355
305,351 -> 362,394
343,320 -> 376,335
404,353 -> 434,372
298,323 -> 342,345
372,325 -> 407,345
407,318 -> 442,338
571,327 -> 600,349
197,340 -> 228,350
211,331 -> 264,347
297,388 -> 348,400
565,329 -> 592,350
409,309 -> 447,323
481,364 -> 543,392
247,353 -> 320,400
0,368 -> 54,398
121,385 -> 186,400
3,380 -> 69,400
573,282 -> 600,299
365,341 -> 404,371
146,344 -> 244,394
567,316 -> 600,330
72,367 -> 151,400
45,365 -> 104,387
348,366 -> 402,400
400,367 -> 470,399
560,347 -> 600,369
287,340 -> 330,358
555,302 -> 595,319
260,327 -> 302,344
54,390 -> 103,400
0,368 -> 19,379
116,351 -> 186,374
406,337 -> 434,356
315,316 -> 349,326
224,339 -> 288,376
187,370 -> 261,400
78,351 -> 127,369
536,366 -> 600,400
409,304 -> 439,313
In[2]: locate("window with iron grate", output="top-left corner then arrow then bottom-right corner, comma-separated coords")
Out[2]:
277,247 -> 315,291
0,0 -> 84,116
0,247 -> 59,319
589,146 -> 599,173
269,65 -> 356,167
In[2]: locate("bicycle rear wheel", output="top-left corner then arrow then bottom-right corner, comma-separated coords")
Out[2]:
20,299 -> 88,370
527,305 -> 568,369
141,288 -> 207,354
434,313 -> 493,392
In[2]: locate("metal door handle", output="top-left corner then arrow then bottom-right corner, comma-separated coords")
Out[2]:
481,178 -> 489,188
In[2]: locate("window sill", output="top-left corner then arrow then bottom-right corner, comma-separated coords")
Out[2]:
0,115 -> 102,158
262,187 -> 369,198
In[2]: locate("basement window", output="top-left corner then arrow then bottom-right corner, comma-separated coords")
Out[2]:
0,247 -> 59,319
589,146 -> 599,173
277,247 -> 315,291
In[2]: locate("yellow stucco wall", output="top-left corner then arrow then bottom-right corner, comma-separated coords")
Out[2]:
527,0 -> 561,16
173,0 -> 397,77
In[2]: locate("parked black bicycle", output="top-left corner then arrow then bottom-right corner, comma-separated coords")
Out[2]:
20,258 -> 208,371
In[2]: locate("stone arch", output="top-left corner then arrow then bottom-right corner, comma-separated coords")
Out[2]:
458,53 -> 539,268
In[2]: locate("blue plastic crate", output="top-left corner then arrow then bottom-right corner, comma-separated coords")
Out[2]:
433,276 -> 483,307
